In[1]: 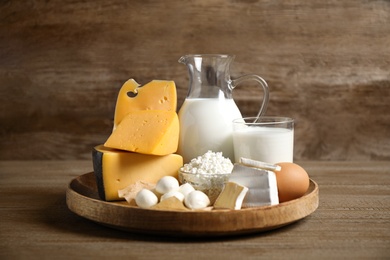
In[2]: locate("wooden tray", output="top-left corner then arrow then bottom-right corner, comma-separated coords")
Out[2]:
66,172 -> 319,237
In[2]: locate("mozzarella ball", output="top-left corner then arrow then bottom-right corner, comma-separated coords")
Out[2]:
184,190 -> 210,210
177,183 -> 195,197
161,190 -> 185,202
155,176 -> 179,194
135,189 -> 158,209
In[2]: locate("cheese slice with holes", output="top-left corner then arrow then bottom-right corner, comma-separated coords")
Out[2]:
105,110 -> 180,155
113,79 -> 177,130
93,145 -> 183,201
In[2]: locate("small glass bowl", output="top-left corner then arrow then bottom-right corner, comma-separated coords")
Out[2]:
178,169 -> 230,204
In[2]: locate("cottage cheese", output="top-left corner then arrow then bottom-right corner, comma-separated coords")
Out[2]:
179,151 -> 233,203
180,151 -> 233,174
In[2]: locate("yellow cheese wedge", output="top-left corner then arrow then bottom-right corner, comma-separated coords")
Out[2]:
105,110 -> 180,155
214,182 -> 248,210
92,145 -> 183,201
113,79 -> 177,129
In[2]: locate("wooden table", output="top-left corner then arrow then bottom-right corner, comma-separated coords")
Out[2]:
1,160 -> 389,259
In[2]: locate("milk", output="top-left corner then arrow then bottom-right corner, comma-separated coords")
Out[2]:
178,98 -> 243,163
233,126 -> 294,164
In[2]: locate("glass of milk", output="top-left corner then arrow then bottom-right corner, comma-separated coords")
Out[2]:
232,117 -> 294,164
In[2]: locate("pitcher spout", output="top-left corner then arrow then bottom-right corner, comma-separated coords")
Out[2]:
178,54 -> 236,99
178,55 -> 188,64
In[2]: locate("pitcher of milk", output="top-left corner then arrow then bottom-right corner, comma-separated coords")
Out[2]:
178,54 -> 269,163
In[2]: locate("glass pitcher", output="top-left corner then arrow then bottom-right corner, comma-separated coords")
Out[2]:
177,54 -> 269,163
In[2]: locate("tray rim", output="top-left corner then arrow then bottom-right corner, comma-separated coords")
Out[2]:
66,172 -> 319,237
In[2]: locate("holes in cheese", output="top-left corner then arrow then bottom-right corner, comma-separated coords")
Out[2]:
113,79 -> 177,129
92,145 -> 183,201
104,110 -> 179,156
127,91 -> 138,98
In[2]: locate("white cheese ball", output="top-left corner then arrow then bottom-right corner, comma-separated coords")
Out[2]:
155,176 -> 179,194
161,190 -> 185,202
184,190 -> 210,210
135,189 -> 158,209
178,183 -> 195,197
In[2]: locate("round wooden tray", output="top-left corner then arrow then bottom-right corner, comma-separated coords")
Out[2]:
66,172 -> 319,237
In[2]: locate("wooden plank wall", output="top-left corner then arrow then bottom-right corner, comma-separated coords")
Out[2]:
1,0 -> 389,161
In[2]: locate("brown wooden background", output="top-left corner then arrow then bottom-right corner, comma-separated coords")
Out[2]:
1,0 -> 389,161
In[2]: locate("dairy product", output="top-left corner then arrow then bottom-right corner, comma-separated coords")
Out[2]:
179,151 -> 233,203
118,181 -> 155,203
155,176 -> 180,195
92,145 -> 183,201
161,190 -> 185,202
104,110 -> 179,156
151,197 -> 189,211
113,79 -> 177,130
180,150 -> 233,175
177,183 -> 195,197
239,157 -> 281,171
229,164 -> 279,207
178,98 -> 243,163
233,126 -> 294,164
214,182 -> 249,210
184,190 -> 211,210
135,189 -> 159,209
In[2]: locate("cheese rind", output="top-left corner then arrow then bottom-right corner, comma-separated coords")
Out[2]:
113,79 -> 177,129
104,110 -> 180,155
229,164 -> 279,207
214,182 -> 248,210
92,145 -> 183,201
239,157 -> 281,171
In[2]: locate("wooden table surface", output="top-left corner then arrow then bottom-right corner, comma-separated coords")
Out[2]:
0,160 -> 389,259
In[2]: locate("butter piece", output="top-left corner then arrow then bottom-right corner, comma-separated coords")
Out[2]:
214,182 -> 248,210
229,164 -> 279,207
92,145 -> 183,201
104,110 -> 180,155
113,79 -> 177,130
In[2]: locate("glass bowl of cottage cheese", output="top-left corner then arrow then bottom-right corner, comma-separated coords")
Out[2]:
178,151 -> 233,204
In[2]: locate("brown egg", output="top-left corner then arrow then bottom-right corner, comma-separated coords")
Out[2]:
274,162 -> 310,203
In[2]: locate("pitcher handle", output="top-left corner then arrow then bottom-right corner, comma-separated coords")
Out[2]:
231,74 -> 269,118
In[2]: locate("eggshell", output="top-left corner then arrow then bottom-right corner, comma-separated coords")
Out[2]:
274,162 -> 310,203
